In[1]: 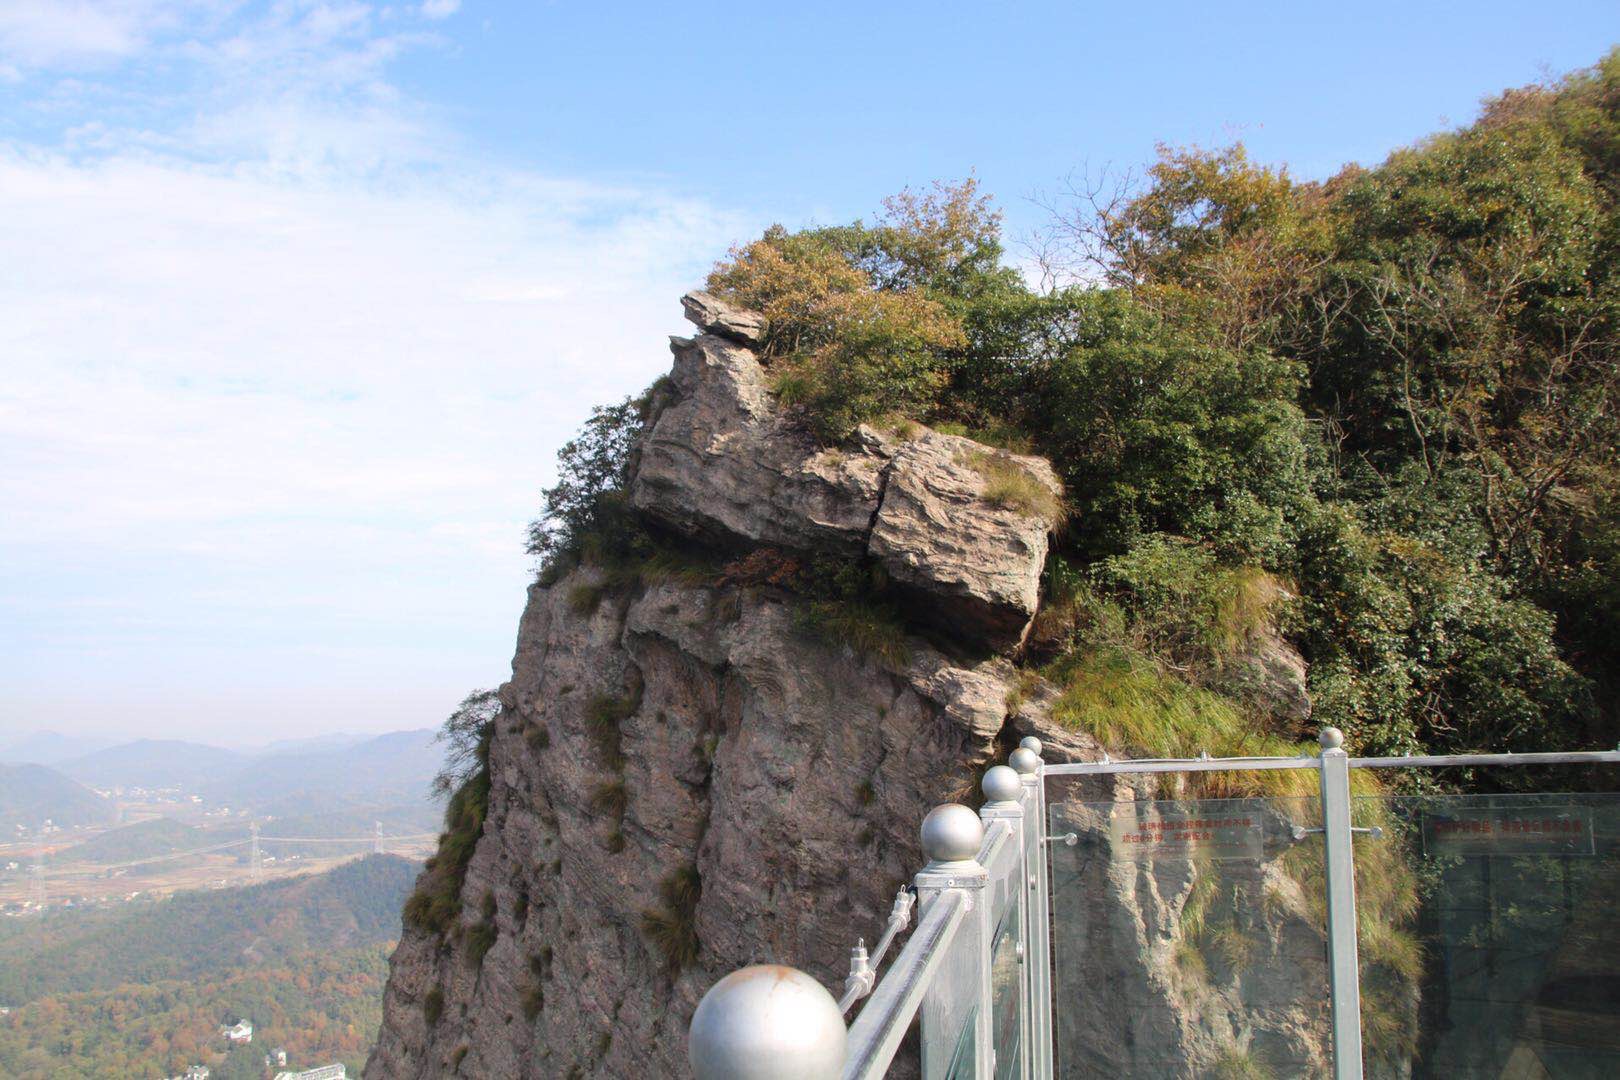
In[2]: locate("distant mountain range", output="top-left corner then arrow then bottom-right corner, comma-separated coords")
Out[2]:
57,738 -> 245,791
0,729 -> 445,829
209,729 -> 444,817
0,764 -> 115,830
0,731 -> 115,766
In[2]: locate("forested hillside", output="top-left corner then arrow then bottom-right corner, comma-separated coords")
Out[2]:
57,817 -> 207,863
0,855 -> 417,1079
536,50 -> 1620,775
0,854 -> 414,1001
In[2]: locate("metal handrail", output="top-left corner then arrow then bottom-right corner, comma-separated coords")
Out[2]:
842,889 -> 969,1080
1043,748 -> 1620,777
1044,755 -> 1319,776
1351,750 -> 1620,769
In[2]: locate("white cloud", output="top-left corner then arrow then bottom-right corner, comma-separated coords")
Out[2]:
419,0 -> 458,19
0,0 -> 757,742
0,0 -> 222,69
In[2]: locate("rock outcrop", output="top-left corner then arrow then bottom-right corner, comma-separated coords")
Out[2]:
634,298 -> 1062,651
367,292 -> 1329,1080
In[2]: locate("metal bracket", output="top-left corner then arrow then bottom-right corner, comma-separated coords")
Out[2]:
1045,832 -> 1078,846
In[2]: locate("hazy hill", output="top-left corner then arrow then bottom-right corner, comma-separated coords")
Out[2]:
47,732 -> 443,819
59,739 -> 246,791
253,732 -> 369,756
0,763 -> 115,829
213,728 -> 441,817
0,853 -> 417,1003
58,817 -> 208,864
0,731 -> 115,766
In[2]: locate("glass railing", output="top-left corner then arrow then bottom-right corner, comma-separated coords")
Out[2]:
1047,788 -> 1332,1078
1361,791 -> 1620,1079
689,736 -> 1620,1080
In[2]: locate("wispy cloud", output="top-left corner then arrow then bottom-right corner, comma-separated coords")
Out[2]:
0,2 -> 750,742
0,1 -> 219,70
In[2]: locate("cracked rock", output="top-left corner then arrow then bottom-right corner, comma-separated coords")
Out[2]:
632,296 -> 1064,651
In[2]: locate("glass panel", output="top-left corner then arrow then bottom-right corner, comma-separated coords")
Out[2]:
992,889 -> 1023,1079
980,820 -> 1025,1080
1047,778 -> 1331,1079
923,898 -> 984,1080
1362,791 -> 1620,1079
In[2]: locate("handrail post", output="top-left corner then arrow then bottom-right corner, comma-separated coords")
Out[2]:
915,804 -> 989,1078
980,765 -> 1031,1080
1014,738 -> 1052,1079
1319,727 -> 1364,1080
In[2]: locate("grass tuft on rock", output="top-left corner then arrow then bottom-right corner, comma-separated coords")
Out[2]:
585,691 -> 638,770
959,448 -> 1064,522
796,598 -> 911,669
641,864 -> 702,971
465,919 -> 498,968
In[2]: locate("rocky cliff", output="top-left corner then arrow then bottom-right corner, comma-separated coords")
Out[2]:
366,293 -> 1329,1079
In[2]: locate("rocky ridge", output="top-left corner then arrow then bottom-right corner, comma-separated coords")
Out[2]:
635,293 -> 1062,651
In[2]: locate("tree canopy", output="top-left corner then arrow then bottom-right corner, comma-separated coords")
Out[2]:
534,49 -> 1620,770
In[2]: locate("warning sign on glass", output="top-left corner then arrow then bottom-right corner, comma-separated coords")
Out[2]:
1422,805 -> 1595,856
1106,805 -> 1263,861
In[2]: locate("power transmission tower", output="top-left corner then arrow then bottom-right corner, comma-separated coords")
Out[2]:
249,821 -> 261,881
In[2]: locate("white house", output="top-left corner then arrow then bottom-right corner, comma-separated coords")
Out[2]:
220,1019 -> 253,1044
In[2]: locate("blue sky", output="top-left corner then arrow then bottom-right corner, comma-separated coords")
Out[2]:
1,1 -> 1616,746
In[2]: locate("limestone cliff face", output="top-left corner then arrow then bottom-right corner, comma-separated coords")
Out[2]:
366,294 -> 1325,1079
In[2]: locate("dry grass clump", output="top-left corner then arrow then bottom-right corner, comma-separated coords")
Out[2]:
567,582 -> 604,614
796,599 -> 912,669
1211,1047 -> 1272,1080
641,864 -> 702,971
465,918 -> 498,968
958,448 -> 1065,522
585,691 -> 638,770
589,779 -> 628,819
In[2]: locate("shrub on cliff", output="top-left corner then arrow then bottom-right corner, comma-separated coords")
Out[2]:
527,395 -> 651,574
406,690 -> 499,937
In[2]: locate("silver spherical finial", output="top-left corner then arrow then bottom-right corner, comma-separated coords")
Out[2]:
1319,727 -> 1345,750
920,803 -> 984,864
981,765 -> 1021,804
1009,747 -> 1041,776
689,965 -> 847,1080
1018,736 -> 1043,757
